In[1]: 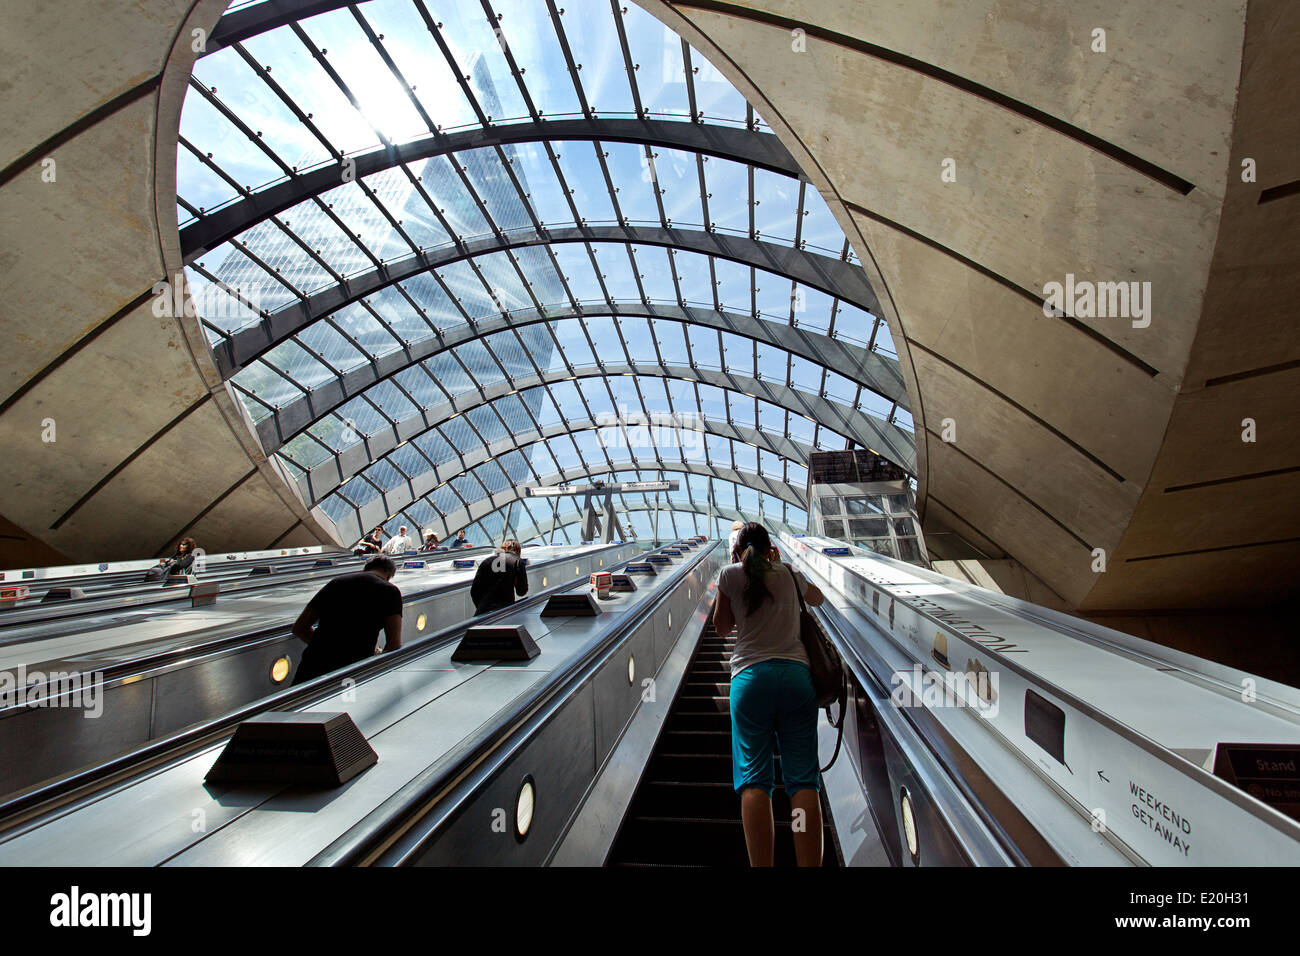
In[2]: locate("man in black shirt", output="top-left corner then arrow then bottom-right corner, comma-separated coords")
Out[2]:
290,556 -> 403,684
470,540 -> 529,615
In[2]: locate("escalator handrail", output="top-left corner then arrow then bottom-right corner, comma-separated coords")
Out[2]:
805,583 -> 1057,866
0,547 -> 498,632
0,547 -> 508,693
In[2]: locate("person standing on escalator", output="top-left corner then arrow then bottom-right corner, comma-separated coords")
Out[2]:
290,556 -> 403,684
470,540 -> 529,615
714,521 -> 826,867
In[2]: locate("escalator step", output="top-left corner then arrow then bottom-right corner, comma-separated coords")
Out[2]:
608,609 -> 838,868
631,780 -> 792,818
666,711 -> 730,733
657,730 -> 731,755
614,818 -> 835,868
646,752 -> 734,782
675,696 -> 729,713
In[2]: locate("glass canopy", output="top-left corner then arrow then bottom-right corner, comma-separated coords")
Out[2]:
178,0 -> 914,545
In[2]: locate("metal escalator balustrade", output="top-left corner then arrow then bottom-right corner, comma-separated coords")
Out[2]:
608,612 -> 840,867
0,543 -> 634,827
779,532 -> 1300,866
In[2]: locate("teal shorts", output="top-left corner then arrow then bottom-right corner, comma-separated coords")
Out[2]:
729,659 -> 821,795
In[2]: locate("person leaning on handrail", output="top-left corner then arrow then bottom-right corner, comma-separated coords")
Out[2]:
290,555 -> 403,685
713,521 -> 826,867
355,526 -> 384,557
145,536 -> 199,581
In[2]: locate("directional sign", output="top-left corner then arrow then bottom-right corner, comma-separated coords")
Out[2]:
526,480 -> 678,496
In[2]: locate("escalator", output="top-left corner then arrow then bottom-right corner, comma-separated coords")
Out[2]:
608,613 -> 841,867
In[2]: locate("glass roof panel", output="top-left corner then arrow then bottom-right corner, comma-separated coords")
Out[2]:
460,146 -> 533,232
417,154 -> 493,239
703,157 -> 748,236
358,0 -> 482,132
177,82 -> 285,194
510,141 -> 575,228
490,0 -> 583,119
176,146 -> 241,216
474,252 -> 534,313
548,244 -> 603,303
711,257 -> 751,313
550,318 -> 595,369
653,148 -> 704,226
299,7 -> 431,144
687,43 -> 747,125
554,4 -> 634,118
328,302 -> 402,360
419,0 -> 532,125
602,142 -> 660,225
435,260 -> 497,318
671,251 -> 713,308
188,0 -> 914,539
753,168 -> 800,245
265,339 -> 336,389
591,245 -> 639,300
553,142 -> 616,225
242,24 -> 381,158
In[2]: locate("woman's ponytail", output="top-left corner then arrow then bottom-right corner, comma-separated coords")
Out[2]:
736,522 -> 773,614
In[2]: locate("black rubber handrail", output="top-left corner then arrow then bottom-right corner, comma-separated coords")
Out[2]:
0,549 -> 501,687
0,547 -> 496,632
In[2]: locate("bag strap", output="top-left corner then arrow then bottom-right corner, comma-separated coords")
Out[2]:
821,710 -> 845,773
786,565 -> 847,772
786,563 -> 808,614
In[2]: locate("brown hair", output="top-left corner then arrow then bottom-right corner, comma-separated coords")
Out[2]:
736,523 -> 773,614
178,537 -> 196,554
501,539 -> 522,556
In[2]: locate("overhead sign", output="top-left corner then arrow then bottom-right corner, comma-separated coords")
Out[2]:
526,480 -> 677,496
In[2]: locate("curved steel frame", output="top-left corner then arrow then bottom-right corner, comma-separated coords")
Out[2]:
182,0 -> 915,544
180,119 -> 803,260
211,228 -> 881,376
326,458 -> 803,543
252,301 -> 905,453
290,362 -> 915,499
508,502 -> 798,545
306,412 -> 817,510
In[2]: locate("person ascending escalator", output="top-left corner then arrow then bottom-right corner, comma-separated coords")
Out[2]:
714,521 -> 826,867
470,540 -> 529,615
